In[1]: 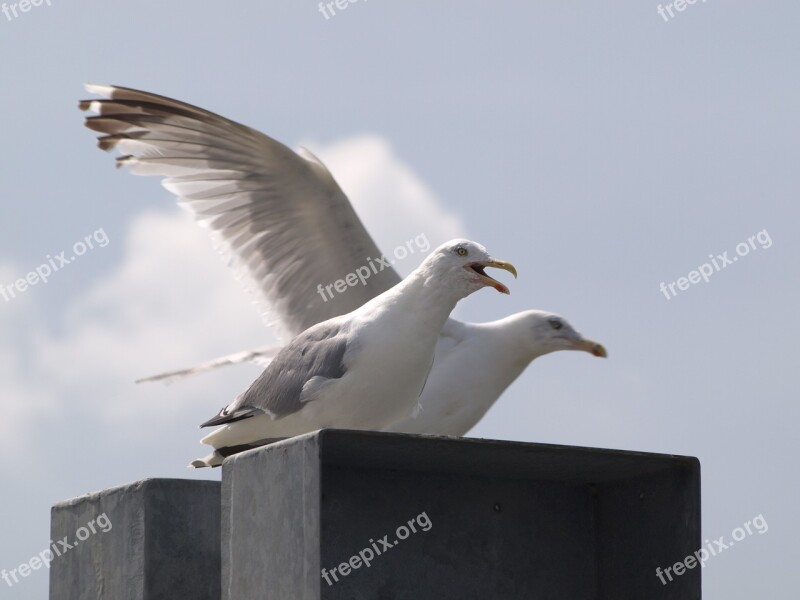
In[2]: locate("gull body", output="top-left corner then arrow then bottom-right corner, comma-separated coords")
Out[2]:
193,240 -> 515,467
387,311 -> 605,435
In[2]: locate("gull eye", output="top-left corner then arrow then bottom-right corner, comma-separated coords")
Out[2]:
548,319 -> 562,330
455,247 -> 468,256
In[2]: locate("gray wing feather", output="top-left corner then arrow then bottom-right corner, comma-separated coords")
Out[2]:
80,84 -> 402,340
136,345 -> 281,384
205,321 -> 349,427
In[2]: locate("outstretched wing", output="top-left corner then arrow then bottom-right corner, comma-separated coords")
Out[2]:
81,84 -> 402,340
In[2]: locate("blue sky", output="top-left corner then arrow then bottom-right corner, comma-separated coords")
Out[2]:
1,1 -> 798,597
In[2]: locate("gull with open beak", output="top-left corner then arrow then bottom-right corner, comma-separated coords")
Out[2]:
192,240 -> 515,467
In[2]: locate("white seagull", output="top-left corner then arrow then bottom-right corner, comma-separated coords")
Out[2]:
80,84 -> 606,440
193,239 -> 516,467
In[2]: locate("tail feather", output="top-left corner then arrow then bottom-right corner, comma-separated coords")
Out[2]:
189,438 -> 287,469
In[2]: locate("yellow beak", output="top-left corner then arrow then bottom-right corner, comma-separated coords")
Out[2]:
468,259 -> 518,294
574,338 -> 608,358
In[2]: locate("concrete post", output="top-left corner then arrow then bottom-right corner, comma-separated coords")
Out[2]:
221,430 -> 701,600
49,478 -> 220,600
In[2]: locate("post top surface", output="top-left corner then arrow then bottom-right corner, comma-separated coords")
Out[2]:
223,429 -> 699,484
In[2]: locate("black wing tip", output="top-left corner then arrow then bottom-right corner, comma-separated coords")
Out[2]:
200,408 -> 258,428
200,412 -> 228,428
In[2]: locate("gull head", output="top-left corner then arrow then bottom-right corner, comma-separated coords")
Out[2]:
422,239 -> 517,295
521,310 -> 607,358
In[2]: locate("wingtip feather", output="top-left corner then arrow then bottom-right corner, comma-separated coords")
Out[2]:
84,83 -> 115,97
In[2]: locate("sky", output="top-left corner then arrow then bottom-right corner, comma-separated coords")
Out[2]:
1,1 -> 798,597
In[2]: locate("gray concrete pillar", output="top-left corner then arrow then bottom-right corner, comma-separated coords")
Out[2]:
50,478 -> 220,600
221,430 -> 701,600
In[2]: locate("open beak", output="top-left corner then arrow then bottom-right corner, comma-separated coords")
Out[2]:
466,259 -> 518,294
573,338 -> 608,358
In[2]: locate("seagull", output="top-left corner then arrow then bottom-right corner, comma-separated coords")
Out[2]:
192,239 -> 516,467
80,84 -> 606,440
387,310 -> 606,435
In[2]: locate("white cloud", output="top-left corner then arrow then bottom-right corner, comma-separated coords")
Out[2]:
33,210 -> 268,422
0,264 -> 57,464
0,325 -> 56,467
0,134 -> 467,465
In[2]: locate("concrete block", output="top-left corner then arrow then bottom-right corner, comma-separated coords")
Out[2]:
222,430 -> 701,600
50,478 -> 220,600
